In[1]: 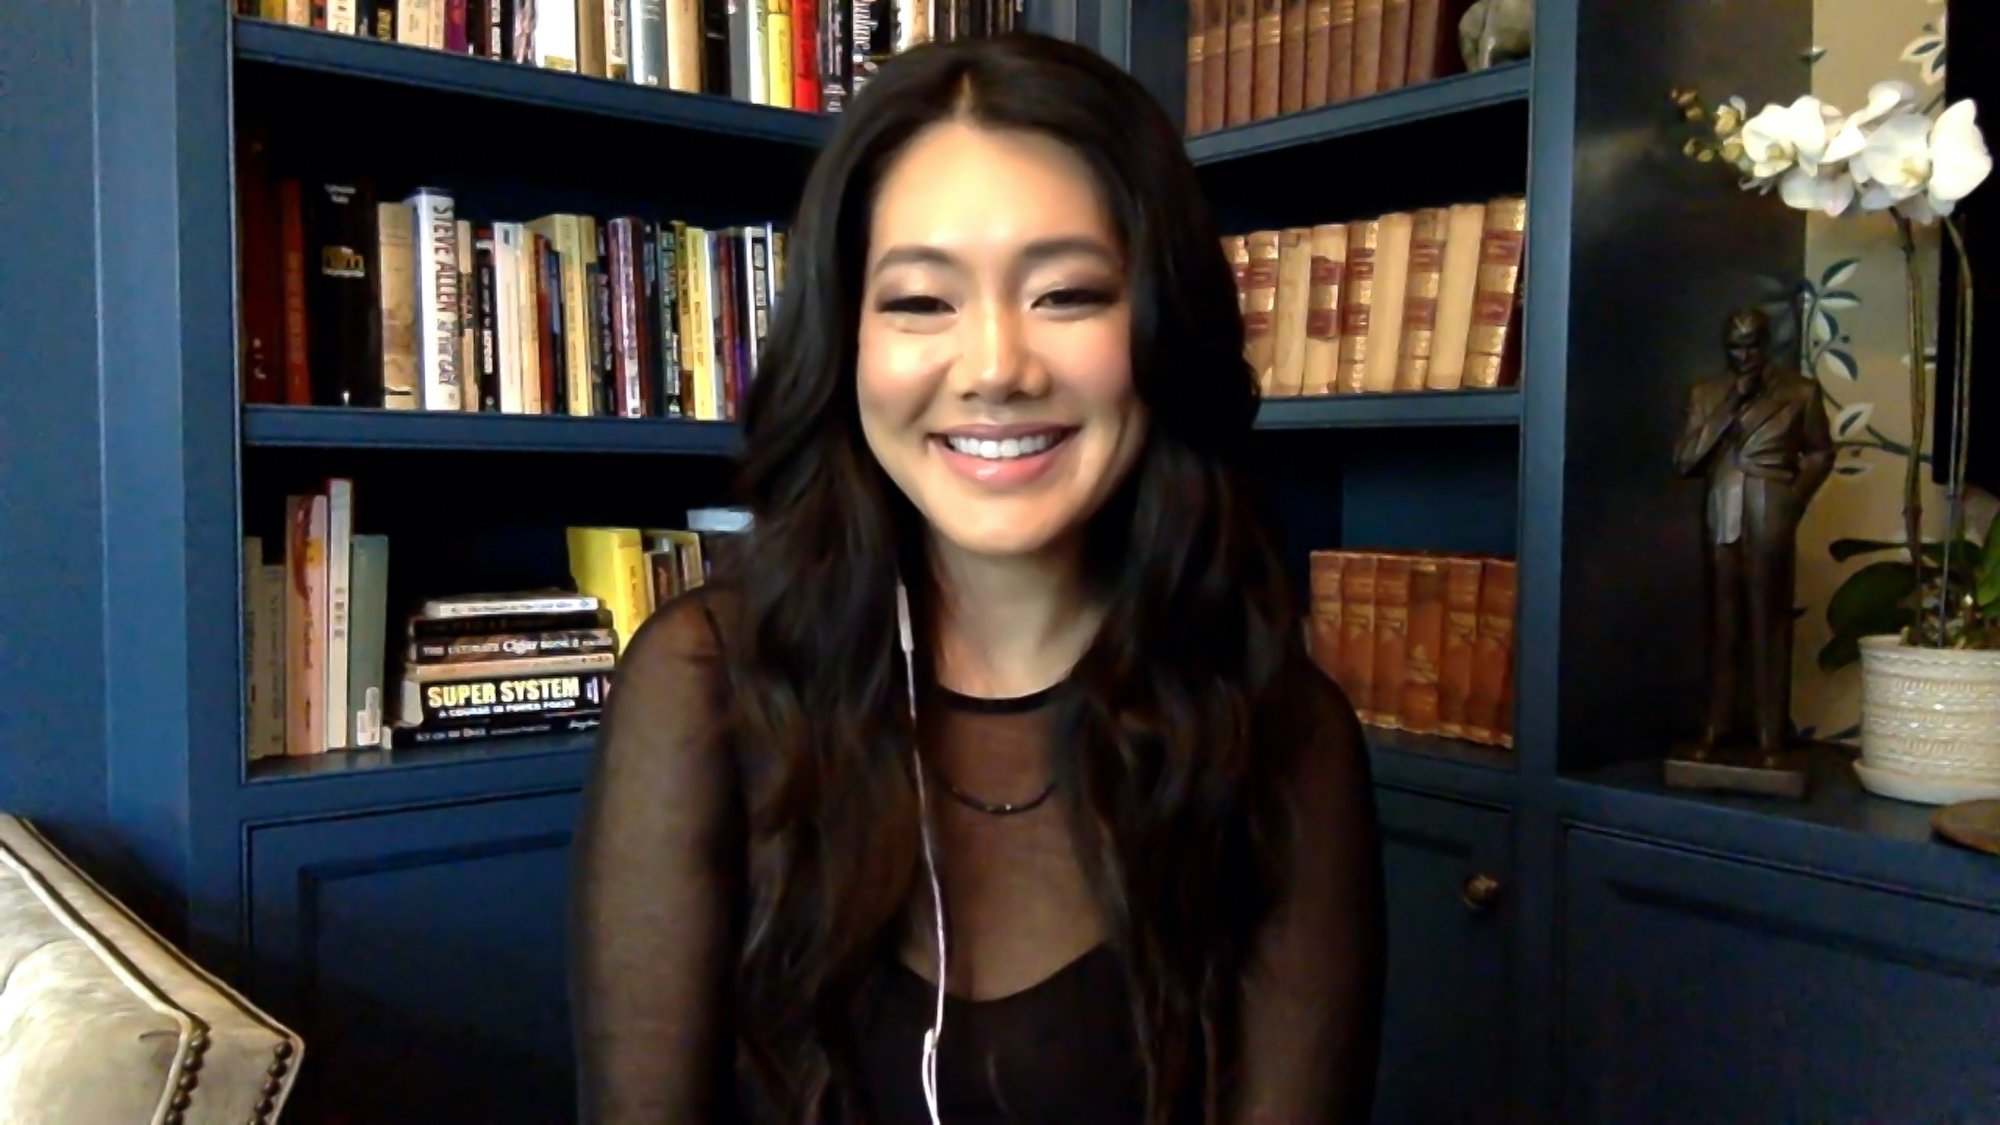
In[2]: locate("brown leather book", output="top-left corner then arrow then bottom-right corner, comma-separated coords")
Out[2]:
1350,0 -> 1382,97
1226,0 -> 1256,125
1369,553 -> 1412,727
1327,0 -> 1356,102
1338,553 -> 1379,722
1204,0 -> 1229,130
1300,222 -> 1347,394
1308,551 -> 1347,685
1334,217 -> 1378,393
1186,0 -> 1207,134
1378,0 -> 1411,91
1242,230 -> 1281,387
1253,0 -> 1284,120
1399,555 -> 1445,734
1394,206 -> 1450,390
1270,227 -> 1313,395
1280,0 -> 1309,114
1435,556 -> 1482,739
1303,0 -> 1333,108
1464,194 -> 1527,388
1463,558 -> 1517,746
1405,0 -> 1471,83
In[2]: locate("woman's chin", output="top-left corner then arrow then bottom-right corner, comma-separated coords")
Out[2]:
926,512 -> 1081,563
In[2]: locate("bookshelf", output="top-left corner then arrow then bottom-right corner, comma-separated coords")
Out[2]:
9,1 -> 1997,1123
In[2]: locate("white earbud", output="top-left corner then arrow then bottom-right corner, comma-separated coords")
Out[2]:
897,579 -> 947,1124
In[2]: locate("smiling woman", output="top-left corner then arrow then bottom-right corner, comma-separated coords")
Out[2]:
568,30 -> 1386,1125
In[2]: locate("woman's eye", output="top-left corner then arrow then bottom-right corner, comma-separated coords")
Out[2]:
880,295 -> 952,316
1036,286 -> 1116,310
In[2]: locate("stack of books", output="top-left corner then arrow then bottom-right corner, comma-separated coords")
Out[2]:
385,590 -> 618,748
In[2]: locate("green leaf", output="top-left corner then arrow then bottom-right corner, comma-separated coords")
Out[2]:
1981,509 -> 2000,576
1820,290 -> 1861,309
1834,402 -> 1873,439
1822,258 -> 1860,289
1829,537 -> 1906,561
1812,307 -> 1838,345
1818,633 -> 1862,672
1978,568 -> 2000,609
1820,348 -> 1859,382
1826,559 -> 1919,638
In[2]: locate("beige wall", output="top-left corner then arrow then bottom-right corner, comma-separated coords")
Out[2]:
1791,0 -> 1961,742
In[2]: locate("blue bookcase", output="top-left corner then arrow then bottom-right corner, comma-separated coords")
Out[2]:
5,1 -> 1998,1121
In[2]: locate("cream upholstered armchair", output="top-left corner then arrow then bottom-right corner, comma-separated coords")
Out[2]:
0,814 -> 304,1123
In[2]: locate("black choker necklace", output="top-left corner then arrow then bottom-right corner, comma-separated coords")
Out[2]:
941,775 -> 1057,816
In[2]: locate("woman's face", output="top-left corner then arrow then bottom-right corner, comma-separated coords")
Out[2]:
856,120 -> 1146,565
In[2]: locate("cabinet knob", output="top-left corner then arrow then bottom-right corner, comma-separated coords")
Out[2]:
1460,873 -> 1502,914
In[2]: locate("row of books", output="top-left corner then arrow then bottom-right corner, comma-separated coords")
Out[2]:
242,472 -> 748,758
237,0 -> 1022,113
1185,0 -> 1476,135
1228,193 -> 1524,397
1308,548 -> 1515,748
237,141 -> 779,420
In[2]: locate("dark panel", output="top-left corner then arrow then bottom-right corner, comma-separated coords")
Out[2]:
1564,829 -> 2000,1121
248,792 -> 582,1124
1200,102 -> 1529,237
1562,745 -> 2000,911
1551,0 -> 1814,773
87,0 -> 244,954
1933,0 -> 1994,496
0,0 -> 110,862
1339,427 -> 1519,558
1373,790 -> 1514,1124
235,51 -> 816,237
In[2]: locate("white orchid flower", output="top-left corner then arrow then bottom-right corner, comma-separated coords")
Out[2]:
1824,80 -> 1920,165
1739,96 -> 1834,181
1780,166 -> 1857,216
1852,110 -> 1934,205
1925,98 -> 1993,215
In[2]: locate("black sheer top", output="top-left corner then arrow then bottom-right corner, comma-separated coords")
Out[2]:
569,587 -> 1385,1123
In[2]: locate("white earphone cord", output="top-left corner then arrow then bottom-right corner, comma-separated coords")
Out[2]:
897,581 -> 947,1125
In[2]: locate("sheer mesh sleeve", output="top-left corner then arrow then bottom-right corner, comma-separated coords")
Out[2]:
569,591 -> 743,1123
1235,660 -> 1387,1123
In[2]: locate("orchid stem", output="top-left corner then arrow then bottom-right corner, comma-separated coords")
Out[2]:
1894,215 -> 1932,644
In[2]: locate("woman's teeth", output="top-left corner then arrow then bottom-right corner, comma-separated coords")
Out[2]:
943,432 -> 1061,461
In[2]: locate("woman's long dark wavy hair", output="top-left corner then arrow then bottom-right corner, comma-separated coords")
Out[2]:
721,29 -> 1299,1125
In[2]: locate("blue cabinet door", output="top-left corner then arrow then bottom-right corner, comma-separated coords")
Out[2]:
1374,788 -> 1515,1124
1563,828 -> 2000,1121
247,790 -> 582,1123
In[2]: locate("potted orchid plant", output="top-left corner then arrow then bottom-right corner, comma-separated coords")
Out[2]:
1674,78 -> 2000,804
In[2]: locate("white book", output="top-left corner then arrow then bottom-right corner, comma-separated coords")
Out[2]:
322,478 -> 353,752
494,223 -> 524,415
534,0 -> 580,71
629,0 -> 666,86
407,187 -> 463,411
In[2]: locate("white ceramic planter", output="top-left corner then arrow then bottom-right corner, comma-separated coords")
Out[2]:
1856,635 -> 2000,805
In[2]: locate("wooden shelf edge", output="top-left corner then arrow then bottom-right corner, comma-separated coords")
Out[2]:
232,17 -> 833,148
1367,727 -> 1519,805
1254,389 -> 1522,429
241,404 -> 742,455
1186,62 -> 1531,165
1557,750 -> 2000,910
239,731 -> 597,818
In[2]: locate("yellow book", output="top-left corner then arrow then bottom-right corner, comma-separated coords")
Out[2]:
766,0 -> 794,109
566,527 -> 649,656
